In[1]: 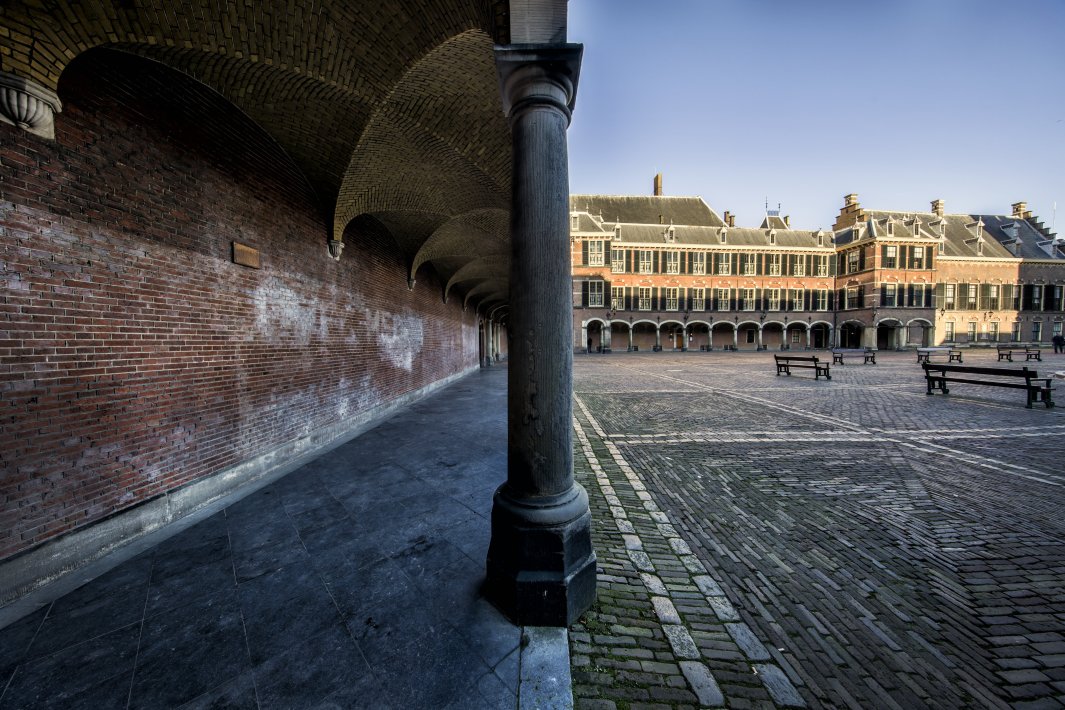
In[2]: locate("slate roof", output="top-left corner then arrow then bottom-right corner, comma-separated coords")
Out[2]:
835,209 -> 1065,260
570,195 -> 725,228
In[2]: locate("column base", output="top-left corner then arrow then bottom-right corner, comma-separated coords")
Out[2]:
486,484 -> 597,626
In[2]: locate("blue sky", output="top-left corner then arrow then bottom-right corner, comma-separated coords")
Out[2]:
567,0 -> 1065,232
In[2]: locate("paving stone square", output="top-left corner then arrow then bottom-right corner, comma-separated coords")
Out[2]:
571,349 -> 1065,709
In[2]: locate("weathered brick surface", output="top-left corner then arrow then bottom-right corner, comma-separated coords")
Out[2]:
0,49 -> 478,561
573,350 -> 1065,708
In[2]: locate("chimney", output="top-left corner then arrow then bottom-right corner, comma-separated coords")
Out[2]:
723,212 -> 735,228
653,173 -> 663,197
931,199 -> 945,217
844,193 -> 858,207
1012,201 -> 1031,219
784,215 -> 790,228
723,210 -> 731,227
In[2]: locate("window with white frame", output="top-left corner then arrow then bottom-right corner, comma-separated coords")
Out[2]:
741,288 -> 757,311
988,284 -> 999,310
789,288 -> 802,311
571,214 -> 580,230
742,254 -> 757,275
587,240 -> 604,266
847,250 -> 860,274
967,321 -> 976,341
717,254 -> 732,275
716,288 -> 730,310
912,246 -> 926,269
1032,321 -> 1043,342
815,289 -> 828,311
611,286 -> 623,310
1055,321 -> 1063,337
944,284 -> 956,310
845,286 -> 859,309
665,251 -> 680,274
793,257 -> 805,276
816,255 -> 828,276
691,288 -> 705,310
1032,286 -> 1043,310
768,254 -> 782,276
692,252 -> 706,275
611,249 -> 624,273
588,281 -> 604,307
884,283 -> 897,307
639,250 -> 653,274
638,287 -> 651,311
665,287 -> 679,311
966,284 -> 978,309
767,288 -> 781,311
884,245 -> 897,269
989,322 -> 999,341
944,322 -> 955,342
1011,321 -> 1022,342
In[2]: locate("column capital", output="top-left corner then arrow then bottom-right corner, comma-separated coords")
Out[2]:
0,72 -> 62,140
495,44 -> 582,121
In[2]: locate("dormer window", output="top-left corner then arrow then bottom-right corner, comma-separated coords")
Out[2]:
720,228 -> 728,244
666,226 -> 676,243
886,221 -> 894,236
912,219 -> 921,237
768,230 -> 776,245
817,231 -> 825,247
977,240 -> 984,256
614,224 -> 622,239
571,214 -> 580,230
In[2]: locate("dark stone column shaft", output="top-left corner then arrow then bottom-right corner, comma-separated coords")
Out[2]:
486,44 -> 596,627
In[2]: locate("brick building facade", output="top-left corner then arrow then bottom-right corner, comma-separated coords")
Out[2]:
572,186 -> 1065,352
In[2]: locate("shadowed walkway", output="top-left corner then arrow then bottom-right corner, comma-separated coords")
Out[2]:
0,366 -> 529,709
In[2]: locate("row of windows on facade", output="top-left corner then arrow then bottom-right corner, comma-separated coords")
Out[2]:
578,283 -> 1064,313
943,320 -> 1064,343
581,243 -> 931,275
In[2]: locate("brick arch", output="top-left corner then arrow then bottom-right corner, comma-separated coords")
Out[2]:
445,256 -> 511,303
334,29 -> 511,242
4,1 -> 508,227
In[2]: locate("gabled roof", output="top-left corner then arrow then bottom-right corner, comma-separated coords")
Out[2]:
834,209 -> 1064,260
570,194 -> 725,227
759,215 -> 789,230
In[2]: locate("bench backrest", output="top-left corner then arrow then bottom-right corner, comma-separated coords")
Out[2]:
923,363 -> 1036,380
775,355 -> 818,363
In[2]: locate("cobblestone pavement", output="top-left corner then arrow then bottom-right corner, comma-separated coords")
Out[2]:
570,349 -> 1065,709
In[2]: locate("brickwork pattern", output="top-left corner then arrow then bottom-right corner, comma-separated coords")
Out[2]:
0,49 -> 478,561
2,1 -> 514,307
572,350 -> 1065,708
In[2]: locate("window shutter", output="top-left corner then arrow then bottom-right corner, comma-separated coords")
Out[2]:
604,247 -> 611,266
857,285 -> 866,308
828,290 -> 836,310
957,282 -> 969,309
925,250 -> 933,270
625,287 -> 632,311
881,245 -> 888,263
581,281 -> 589,307
906,284 -> 915,307
653,252 -> 659,274
830,254 -> 837,276
806,254 -> 813,275
803,290 -> 811,311
858,248 -> 866,271
732,253 -> 740,274
652,287 -> 659,311
627,250 -> 634,272
880,285 -> 887,307
979,284 -> 990,310
756,254 -> 763,276
729,289 -> 737,311
581,241 -> 588,266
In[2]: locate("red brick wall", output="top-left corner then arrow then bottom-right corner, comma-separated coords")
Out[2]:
0,51 -> 478,562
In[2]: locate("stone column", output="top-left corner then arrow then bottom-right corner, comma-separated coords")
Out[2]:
655,325 -> 661,351
757,325 -> 764,350
603,322 -> 612,352
581,323 -> 588,353
681,325 -> 688,351
486,44 -> 595,627
732,326 -> 739,349
485,319 -> 494,366
628,326 -> 633,351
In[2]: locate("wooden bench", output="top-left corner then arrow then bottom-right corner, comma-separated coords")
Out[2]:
775,355 -> 831,380
832,348 -> 876,365
997,345 -> 1042,362
916,347 -> 963,364
923,363 -> 1055,409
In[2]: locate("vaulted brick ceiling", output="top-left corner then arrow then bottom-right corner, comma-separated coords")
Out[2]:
0,0 -> 512,308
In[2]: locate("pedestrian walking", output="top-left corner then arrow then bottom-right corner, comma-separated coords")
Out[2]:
1053,334 -> 1065,354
